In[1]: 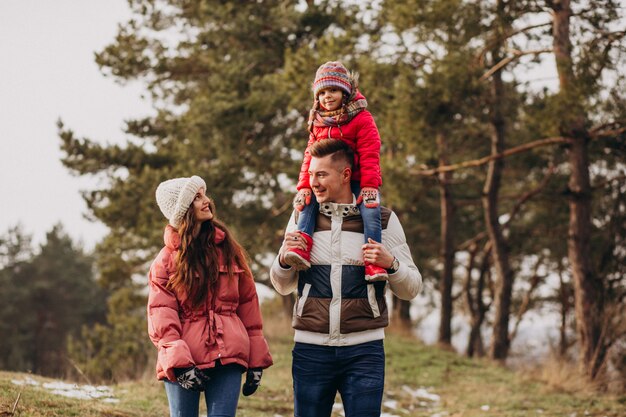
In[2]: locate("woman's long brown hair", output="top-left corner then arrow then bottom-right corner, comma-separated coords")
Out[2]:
167,199 -> 252,308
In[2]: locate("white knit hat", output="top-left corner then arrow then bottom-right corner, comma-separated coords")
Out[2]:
155,176 -> 207,228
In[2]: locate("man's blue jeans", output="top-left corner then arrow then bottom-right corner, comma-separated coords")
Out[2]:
297,181 -> 382,244
292,340 -> 385,417
164,364 -> 242,417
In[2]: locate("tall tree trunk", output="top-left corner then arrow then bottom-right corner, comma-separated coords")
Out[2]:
437,132 -> 455,346
551,0 -> 606,379
557,262 -> 572,357
484,6 -> 513,359
465,244 -> 489,357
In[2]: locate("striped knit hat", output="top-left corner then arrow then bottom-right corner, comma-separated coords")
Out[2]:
312,61 -> 352,98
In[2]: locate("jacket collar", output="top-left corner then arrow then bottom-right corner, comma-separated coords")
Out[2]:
318,195 -> 360,218
164,224 -> 226,249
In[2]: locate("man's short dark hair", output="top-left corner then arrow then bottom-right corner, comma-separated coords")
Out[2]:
309,140 -> 354,170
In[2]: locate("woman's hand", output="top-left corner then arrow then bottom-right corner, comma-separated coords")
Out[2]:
174,366 -> 210,391
242,368 -> 263,396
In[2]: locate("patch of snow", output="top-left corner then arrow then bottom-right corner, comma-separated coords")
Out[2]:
383,399 -> 398,409
42,382 -> 114,400
402,385 -> 440,402
102,398 -> 120,404
11,376 -> 39,386
12,377 -> 117,402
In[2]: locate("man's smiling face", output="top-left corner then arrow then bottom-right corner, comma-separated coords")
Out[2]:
308,154 -> 352,204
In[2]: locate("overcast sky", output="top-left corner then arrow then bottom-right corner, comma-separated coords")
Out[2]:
0,0 -> 152,250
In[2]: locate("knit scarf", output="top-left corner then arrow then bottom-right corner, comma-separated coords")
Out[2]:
307,94 -> 368,132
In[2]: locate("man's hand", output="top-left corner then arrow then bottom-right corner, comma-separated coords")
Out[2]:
362,238 -> 394,269
174,366 -> 211,391
293,188 -> 312,212
242,368 -> 263,396
356,187 -> 379,208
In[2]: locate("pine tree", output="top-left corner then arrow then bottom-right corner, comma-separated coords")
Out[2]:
0,225 -> 106,376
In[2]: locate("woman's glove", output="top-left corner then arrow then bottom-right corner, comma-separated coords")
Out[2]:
356,187 -> 380,208
174,366 -> 211,391
293,188 -> 312,212
242,368 -> 263,396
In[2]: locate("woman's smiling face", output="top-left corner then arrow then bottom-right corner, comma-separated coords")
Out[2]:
192,187 -> 213,223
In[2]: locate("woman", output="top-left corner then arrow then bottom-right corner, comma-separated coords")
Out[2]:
148,175 -> 273,417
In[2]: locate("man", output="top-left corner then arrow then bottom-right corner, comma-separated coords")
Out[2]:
270,139 -> 422,417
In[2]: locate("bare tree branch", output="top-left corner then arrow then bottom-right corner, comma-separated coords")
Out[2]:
413,137 -> 570,176
480,48 -> 554,81
589,120 -> 625,134
590,126 -> 626,138
478,22 -> 552,64
505,164 -> 556,223
458,232 -> 488,251
457,164 -> 555,251
510,255 -> 545,342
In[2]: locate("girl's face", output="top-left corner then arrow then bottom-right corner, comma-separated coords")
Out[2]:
318,88 -> 344,111
192,188 -> 214,223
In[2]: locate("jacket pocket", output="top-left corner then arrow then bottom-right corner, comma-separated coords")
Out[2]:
296,283 -> 312,318
367,284 -> 381,318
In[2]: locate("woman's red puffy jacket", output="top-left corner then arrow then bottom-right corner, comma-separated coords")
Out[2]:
147,225 -> 273,381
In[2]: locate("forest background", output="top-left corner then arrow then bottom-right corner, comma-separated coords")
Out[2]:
1,0 -> 625,394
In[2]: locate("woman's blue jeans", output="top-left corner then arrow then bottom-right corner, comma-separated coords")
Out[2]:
297,181 -> 382,243
292,340 -> 385,417
164,364 -> 242,417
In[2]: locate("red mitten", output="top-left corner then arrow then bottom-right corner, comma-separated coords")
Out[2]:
356,187 -> 379,208
293,188 -> 312,212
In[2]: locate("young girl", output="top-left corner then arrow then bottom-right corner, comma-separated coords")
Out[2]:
284,61 -> 387,281
149,175 -> 273,417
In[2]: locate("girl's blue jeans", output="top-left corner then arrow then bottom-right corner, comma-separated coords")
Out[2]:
164,364 -> 242,417
297,181 -> 382,243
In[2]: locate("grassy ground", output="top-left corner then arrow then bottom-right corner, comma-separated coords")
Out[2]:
1,306 -> 625,416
